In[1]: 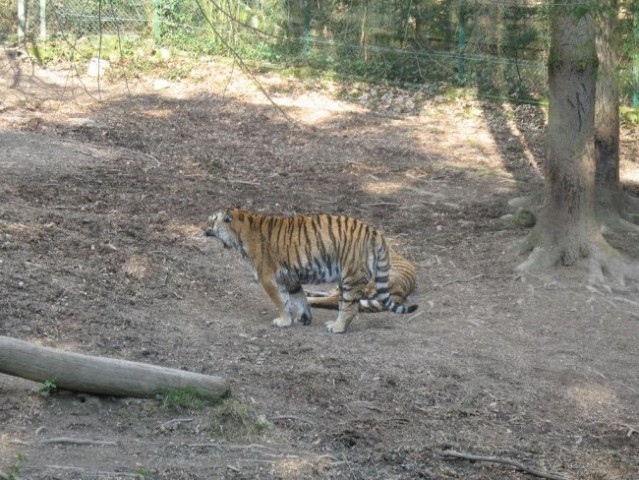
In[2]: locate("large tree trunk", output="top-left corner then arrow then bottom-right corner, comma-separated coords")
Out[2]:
595,1 -> 639,229
0,336 -> 230,401
517,8 -> 637,283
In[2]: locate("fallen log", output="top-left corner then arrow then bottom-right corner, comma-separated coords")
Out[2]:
0,336 -> 229,400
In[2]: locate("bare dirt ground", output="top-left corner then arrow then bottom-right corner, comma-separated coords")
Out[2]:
1,52 -> 639,480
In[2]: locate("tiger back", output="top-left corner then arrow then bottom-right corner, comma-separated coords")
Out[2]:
205,208 -> 418,333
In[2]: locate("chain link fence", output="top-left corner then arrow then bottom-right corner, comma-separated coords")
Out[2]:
11,0 -> 150,39
3,0 -> 638,104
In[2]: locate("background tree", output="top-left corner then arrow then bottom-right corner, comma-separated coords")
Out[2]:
517,5 -> 638,284
595,1 -> 639,231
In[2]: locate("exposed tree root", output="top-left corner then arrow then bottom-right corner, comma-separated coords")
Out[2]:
588,244 -> 639,286
620,191 -> 639,224
622,191 -> 639,212
517,235 -> 639,287
597,189 -> 639,232
600,212 -> 639,234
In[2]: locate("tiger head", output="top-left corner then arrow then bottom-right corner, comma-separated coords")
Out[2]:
204,208 -> 249,249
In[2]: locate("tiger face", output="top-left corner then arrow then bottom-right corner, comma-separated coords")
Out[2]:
205,209 -> 242,250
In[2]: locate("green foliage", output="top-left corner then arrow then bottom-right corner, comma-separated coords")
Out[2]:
31,379 -> 57,398
621,106 -> 639,124
6,454 -> 27,480
0,0 -> 15,42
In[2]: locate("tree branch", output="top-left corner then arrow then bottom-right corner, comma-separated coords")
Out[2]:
441,449 -> 570,480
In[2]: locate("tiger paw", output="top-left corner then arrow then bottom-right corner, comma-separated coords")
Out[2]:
272,317 -> 292,328
325,321 -> 346,334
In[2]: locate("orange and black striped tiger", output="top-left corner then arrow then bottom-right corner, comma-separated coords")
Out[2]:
204,208 -> 417,334
305,248 -> 416,313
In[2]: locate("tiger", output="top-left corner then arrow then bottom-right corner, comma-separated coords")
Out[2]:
204,208 -> 417,334
304,248 -> 416,313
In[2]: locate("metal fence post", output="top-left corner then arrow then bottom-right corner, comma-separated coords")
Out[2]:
40,0 -> 46,41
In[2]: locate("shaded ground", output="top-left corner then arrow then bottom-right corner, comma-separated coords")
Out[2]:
1,53 -> 639,480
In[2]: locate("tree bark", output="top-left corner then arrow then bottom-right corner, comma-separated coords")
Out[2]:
0,336 -> 230,400
529,10 -> 599,266
517,7 -> 638,282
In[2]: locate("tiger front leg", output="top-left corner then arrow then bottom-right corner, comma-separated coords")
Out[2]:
259,276 -> 294,328
289,286 -> 313,326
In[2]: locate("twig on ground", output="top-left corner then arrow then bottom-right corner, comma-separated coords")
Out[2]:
227,443 -> 278,453
270,415 -> 317,425
620,423 -> 638,437
438,273 -> 484,287
40,437 -> 118,447
406,310 -> 424,323
188,442 -> 223,450
44,465 -> 143,478
361,202 -> 400,207
227,178 -> 261,186
612,296 -> 639,308
343,452 -> 356,479
441,449 -> 569,480
162,417 -> 195,428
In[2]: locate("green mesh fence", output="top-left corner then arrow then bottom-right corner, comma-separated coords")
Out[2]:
4,0 -> 639,104
47,0 -> 149,37
149,0 -> 552,101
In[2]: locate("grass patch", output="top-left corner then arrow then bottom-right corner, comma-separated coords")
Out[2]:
161,387 -> 211,410
133,466 -> 152,479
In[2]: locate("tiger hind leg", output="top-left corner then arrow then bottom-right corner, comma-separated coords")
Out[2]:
304,288 -> 336,298
306,289 -> 341,310
290,287 -> 313,325
325,299 -> 358,334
